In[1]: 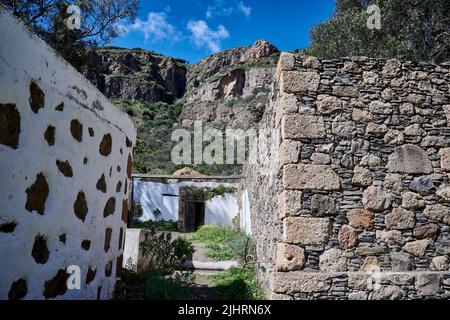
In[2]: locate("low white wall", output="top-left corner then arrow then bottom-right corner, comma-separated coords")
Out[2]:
0,7 -> 135,300
133,180 -> 238,227
240,189 -> 252,235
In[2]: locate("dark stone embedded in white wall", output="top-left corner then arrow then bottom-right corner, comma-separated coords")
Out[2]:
25,173 -> 49,215
31,235 -> 49,264
86,267 -> 96,284
81,240 -> 91,250
99,133 -> 112,156
70,119 -> 83,142
74,191 -> 88,222
29,81 -> 45,113
103,197 -> 116,217
104,228 -> 112,252
96,174 -> 107,193
44,125 -> 55,146
56,160 -> 73,177
105,261 -> 113,277
8,279 -> 27,300
43,269 -> 69,299
0,103 -> 21,149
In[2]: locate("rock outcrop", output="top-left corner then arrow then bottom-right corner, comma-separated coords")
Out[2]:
87,41 -> 280,128
181,40 -> 279,127
85,47 -> 187,103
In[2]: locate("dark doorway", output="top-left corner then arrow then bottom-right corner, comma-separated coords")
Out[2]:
185,201 -> 205,232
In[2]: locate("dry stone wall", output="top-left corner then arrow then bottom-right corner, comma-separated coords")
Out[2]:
0,8 -> 135,299
244,51 -> 450,299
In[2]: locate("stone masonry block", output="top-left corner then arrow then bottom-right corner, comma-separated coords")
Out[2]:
283,164 -> 341,190
283,216 -> 331,245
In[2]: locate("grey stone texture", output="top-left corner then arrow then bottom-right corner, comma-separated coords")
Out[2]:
241,53 -> 450,300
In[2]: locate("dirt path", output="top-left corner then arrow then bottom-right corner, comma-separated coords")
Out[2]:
184,241 -> 238,300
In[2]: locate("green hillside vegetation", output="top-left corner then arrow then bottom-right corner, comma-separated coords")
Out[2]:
113,98 -> 243,175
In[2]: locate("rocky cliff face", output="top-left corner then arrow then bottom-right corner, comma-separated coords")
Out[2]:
85,47 -> 187,103
88,40 -> 280,128
186,40 -> 279,100
182,40 -> 280,128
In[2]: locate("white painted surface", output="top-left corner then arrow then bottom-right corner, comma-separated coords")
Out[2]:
205,194 -> 238,226
122,229 -> 141,272
181,260 -> 239,271
133,180 -> 238,226
0,8 -> 135,300
240,189 -> 252,235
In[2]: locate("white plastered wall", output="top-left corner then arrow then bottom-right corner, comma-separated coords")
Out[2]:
0,7 -> 136,300
133,180 -> 238,227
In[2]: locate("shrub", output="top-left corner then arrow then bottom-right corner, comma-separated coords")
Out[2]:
229,233 -> 256,266
114,227 -> 195,300
112,267 -> 146,300
139,227 -> 194,273
144,269 -> 194,300
174,237 -> 194,259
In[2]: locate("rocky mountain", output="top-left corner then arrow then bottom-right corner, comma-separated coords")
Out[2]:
86,40 -> 281,174
182,40 -> 279,128
85,47 -> 188,103
186,40 -> 279,101
87,40 -> 280,128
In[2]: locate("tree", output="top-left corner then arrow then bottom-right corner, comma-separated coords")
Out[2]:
306,0 -> 450,63
1,0 -> 139,69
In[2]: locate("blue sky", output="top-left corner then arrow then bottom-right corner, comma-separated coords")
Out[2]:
111,0 -> 336,63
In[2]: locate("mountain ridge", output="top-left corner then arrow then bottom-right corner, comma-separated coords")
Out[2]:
85,40 -> 282,175
86,40 -> 280,107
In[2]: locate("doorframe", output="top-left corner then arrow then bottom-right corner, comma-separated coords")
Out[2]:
178,187 -> 206,232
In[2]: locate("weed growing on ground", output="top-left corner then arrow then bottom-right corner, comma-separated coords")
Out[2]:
209,267 -> 264,300
191,225 -> 255,263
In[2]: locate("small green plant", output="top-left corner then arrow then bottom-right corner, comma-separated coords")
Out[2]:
192,225 -> 251,262
174,237 -> 194,259
184,185 -> 236,201
152,208 -> 162,218
210,267 -> 264,300
112,267 -> 146,300
139,227 -> 194,273
144,269 -> 194,300
209,185 -> 236,198
229,234 -> 256,267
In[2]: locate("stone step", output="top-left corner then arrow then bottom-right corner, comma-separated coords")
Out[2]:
181,260 -> 239,271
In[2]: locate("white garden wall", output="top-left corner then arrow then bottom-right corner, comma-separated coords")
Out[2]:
239,190 -> 252,235
0,7 -> 136,300
133,180 -> 238,226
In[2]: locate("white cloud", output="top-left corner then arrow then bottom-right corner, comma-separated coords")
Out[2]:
187,20 -> 229,53
206,7 -> 213,19
125,12 -> 180,42
206,1 -> 252,19
238,2 -> 252,17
